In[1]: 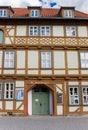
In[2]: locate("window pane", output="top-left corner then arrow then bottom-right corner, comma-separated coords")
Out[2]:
0,30 -> 4,43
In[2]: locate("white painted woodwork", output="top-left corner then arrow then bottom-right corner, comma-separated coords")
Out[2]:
0,101 -> 2,110
69,106 -> 79,112
68,82 -> 79,85
53,26 -> 64,36
0,51 -> 2,68
16,81 -> 24,87
56,84 -> 63,93
3,70 -> 14,74
16,102 -> 23,109
17,51 -> 25,68
54,51 -> 65,68
16,26 -> 27,36
28,51 -> 38,68
41,70 -> 52,75
8,29 -> 15,36
68,70 -> 79,74
67,51 -> 78,68
81,82 -> 88,85
28,90 -> 32,115
5,101 -> 13,110
81,70 -> 88,74
28,70 -> 38,74
83,107 -> 88,112
16,70 -> 25,74
57,106 -> 63,115
78,26 -> 87,37
54,70 -> 65,74
5,37 -> 14,44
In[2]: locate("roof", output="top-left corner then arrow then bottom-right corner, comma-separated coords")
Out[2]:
12,8 -> 88,18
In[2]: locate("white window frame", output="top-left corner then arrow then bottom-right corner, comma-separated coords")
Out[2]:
29,26 -> 38,36
82,86 -> 88,105
80,52 -> 88,68
41,51 -> 52,69
0,10 -> 6,17
31,10 -> 38,17
4,51 -> 15,68
66,26 -> 76,36
40,26 -> 51,36
69,86 -> 79,105
64,10 -> 72,17
4,82 -> 14,100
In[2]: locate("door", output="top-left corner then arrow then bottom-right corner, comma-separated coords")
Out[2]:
32,85 -> 49,115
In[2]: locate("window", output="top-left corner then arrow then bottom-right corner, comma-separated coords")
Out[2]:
0,10 -> 6,17
0,83 -> 2,99
0,30 -> 4,43
4,82 -> 14,99
57,93 -> 63,104
64,10 -> 72,17
40,26 -> 51,36
29,26 -> 38,36
4,51 -> 15,68
66,26 -> 76,36
31,10 -> 38,17
80,52 -> 88,68
82,87 -> 88,105
41,51 -> 52,68
69,86 -> 79,105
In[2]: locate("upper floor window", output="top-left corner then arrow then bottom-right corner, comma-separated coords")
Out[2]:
29,26 -> 38,36
66,26 -> 76,36
40,26 -> 51,36
4,51 -> 15,68
4,82 -> 14,99
0,30 -> 4,43
80,52 -> 88,68
31,10 -> 38,17
64,10 -> 72,17
69,86 -> 79,105
41,51 -> 52,69
0,10 -> 6,17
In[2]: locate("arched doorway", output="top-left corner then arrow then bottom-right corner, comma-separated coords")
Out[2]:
27,84 -> 54,115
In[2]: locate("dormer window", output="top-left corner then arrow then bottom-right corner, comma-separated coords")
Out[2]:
64,10 -> 72,17
0,9 -> 6,17
31,10 -> 38,17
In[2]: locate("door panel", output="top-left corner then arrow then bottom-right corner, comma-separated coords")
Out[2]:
32,86 -> 49,115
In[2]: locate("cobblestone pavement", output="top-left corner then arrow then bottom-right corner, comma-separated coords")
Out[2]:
0,115 -> 88,130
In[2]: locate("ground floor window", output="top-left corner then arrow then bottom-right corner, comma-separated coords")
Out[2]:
82,87 -> 88,105
4,82 -> 14,99
69,86 -> 79,105
69,86 -> 88,106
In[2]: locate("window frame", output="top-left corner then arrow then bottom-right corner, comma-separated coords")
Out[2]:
31,10 -> 38,17
29,26 -> 38,36
65,26 -> 76,37
80,51 -> 88,69
0,83 -> 3,100
68,86 -> 80,106
40,26 -> 51,36
4,82 -> 15,100
40,51 -> 52,69
0,10 -> 6,17
4,51 -> 15,69
82,86 -> 88,105
64,10 -> 73,17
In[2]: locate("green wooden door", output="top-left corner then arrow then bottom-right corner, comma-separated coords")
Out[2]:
32,86 -> 49,115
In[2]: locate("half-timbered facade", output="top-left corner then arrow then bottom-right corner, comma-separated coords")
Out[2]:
0,6 -> 88,116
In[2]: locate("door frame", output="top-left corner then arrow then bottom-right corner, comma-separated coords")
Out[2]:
25,83 -> 57,116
